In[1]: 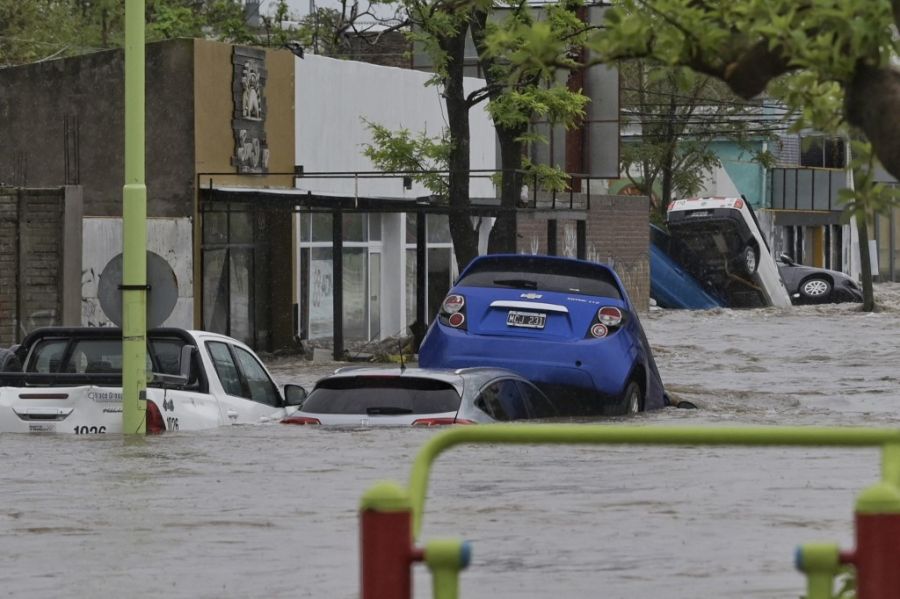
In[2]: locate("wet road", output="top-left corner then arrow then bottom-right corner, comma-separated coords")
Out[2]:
3,284 -> 900,598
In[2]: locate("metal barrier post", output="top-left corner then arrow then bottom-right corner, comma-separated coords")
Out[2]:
425,538 -> 471,599
360,482 -> 417,599
795,542 -> 841,599
849,481 -> 900,599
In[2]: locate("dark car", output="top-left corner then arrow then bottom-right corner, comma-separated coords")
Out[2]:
418,254 -> 668,416
776,254 -> 863,304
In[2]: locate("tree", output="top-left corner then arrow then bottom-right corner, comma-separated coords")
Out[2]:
0,0 -> 300,68
620,61 -> 776,225
362,0 -> 590,269
580,1 -> 900,311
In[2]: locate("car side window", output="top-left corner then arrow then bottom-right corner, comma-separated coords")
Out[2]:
233,346 -> 279,406
207,342 -> 244,397
475,379 -> 526,421
517,381 -> 559,419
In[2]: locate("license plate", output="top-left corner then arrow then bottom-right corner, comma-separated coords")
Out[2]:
506,311 -> 546,329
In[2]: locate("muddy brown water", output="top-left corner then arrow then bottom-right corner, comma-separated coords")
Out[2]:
4,284 -> 900,598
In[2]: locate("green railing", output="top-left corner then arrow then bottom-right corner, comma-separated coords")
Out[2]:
360,424 -> 900,599
409,424 -> 900,536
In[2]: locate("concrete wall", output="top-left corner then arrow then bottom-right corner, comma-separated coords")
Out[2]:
0,40 -> 196,218
0,187 -> 83,346
517,195 -> 650,312
294,54 -> 497,199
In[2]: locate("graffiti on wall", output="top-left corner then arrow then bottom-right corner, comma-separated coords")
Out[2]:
232,47 -> 269,174
81,218 -> 193,328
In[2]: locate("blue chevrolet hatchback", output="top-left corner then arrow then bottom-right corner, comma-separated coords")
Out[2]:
418,254 -> 668,415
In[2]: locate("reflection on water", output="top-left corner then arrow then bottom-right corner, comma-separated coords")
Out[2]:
3,284 -> 900,598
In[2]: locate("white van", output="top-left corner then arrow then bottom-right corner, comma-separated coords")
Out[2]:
666,196 -> 792,308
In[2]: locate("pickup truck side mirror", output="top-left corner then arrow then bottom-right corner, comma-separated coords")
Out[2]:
779,253 -> 795,265
284,384 -> 307,407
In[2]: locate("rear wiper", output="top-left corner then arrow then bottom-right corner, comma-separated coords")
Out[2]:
493,278 -> 538,289
366,406 -> 413,415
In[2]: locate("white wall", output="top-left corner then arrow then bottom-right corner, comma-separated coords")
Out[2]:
81,217 -> 193,328
294,55 -> 497,199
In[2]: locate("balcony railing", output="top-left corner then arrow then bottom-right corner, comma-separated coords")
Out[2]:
769,167 -> 849,212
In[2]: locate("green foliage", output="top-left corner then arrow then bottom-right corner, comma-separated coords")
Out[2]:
361,119 -> 451,197
0,0 -> 301,67
594,0 -> 895,135
620,60 -> 773,219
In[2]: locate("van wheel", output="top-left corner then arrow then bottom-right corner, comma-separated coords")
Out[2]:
739,244 -> 758,275
621,382 -> 643,415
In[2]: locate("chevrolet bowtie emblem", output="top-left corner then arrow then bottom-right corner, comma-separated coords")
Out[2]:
520,293 -> 543,299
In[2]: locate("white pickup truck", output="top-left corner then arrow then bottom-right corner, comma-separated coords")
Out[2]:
0,327 -> 307,434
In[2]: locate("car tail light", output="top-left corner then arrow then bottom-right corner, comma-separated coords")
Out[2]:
411,417 -> 476,426
597,306 -> 623,326
442,294 -> 465,313
733,198 -> 744,209
585,306 -> 627,339
146,400 -> 166,434
590,323 -> 608,339
438,294 -> 467,330
281,416 -> 321,425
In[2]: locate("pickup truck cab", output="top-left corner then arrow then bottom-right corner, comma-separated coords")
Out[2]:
0,327 -> 306,434
666,196 -> 792,308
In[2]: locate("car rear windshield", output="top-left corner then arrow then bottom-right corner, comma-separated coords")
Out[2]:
456,257 -> 622,299
303,376 -> 462,415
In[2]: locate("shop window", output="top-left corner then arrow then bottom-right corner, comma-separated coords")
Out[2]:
800,136 -> 845,169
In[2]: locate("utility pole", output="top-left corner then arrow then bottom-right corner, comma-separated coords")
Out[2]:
122,0 -> 147,433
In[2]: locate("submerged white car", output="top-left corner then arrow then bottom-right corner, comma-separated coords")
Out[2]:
666,196 -> 792,308
0,327 -> 307,434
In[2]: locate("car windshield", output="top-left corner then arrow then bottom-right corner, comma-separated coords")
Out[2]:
456,257 -> 623,299
302,376 -> 462,415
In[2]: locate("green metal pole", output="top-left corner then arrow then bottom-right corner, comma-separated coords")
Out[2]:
122,0 -> 147,434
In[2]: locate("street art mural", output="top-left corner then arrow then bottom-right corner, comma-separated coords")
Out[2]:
232,47 -> 269,173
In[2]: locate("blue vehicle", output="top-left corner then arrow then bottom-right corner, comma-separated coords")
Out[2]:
649,224 -> 725,310
418,254 -> 668,415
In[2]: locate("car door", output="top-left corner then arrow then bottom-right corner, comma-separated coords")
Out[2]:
205,341 -> 285,424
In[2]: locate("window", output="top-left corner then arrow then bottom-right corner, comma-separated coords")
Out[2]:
233,346 -> 279,406
518,381 -> 559,419
27,339 -> 69,373
299,213 -> 382,342
800,136 -> 846,169
457,256 -> 623,299
207,342 -> 244,397
475,379 -> 527,421
302,376 -> 461,414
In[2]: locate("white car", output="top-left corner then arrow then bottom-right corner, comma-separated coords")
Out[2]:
666,196 -> 792,308
281,366 -> 559,426
0,327 -> 307,434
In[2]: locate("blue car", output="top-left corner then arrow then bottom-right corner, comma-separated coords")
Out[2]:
418,254 -> 668,415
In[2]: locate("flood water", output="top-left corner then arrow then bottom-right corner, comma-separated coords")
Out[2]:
4,285 -> 900,598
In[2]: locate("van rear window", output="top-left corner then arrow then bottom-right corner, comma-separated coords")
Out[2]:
457,257 -> 622,299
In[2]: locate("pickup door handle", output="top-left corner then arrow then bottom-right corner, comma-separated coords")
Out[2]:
226,410 -> 238,421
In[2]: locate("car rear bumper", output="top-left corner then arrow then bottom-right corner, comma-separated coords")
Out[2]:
418,323 -> 636,399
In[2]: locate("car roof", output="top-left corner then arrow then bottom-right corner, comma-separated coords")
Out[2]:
459,253 -> 617,277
